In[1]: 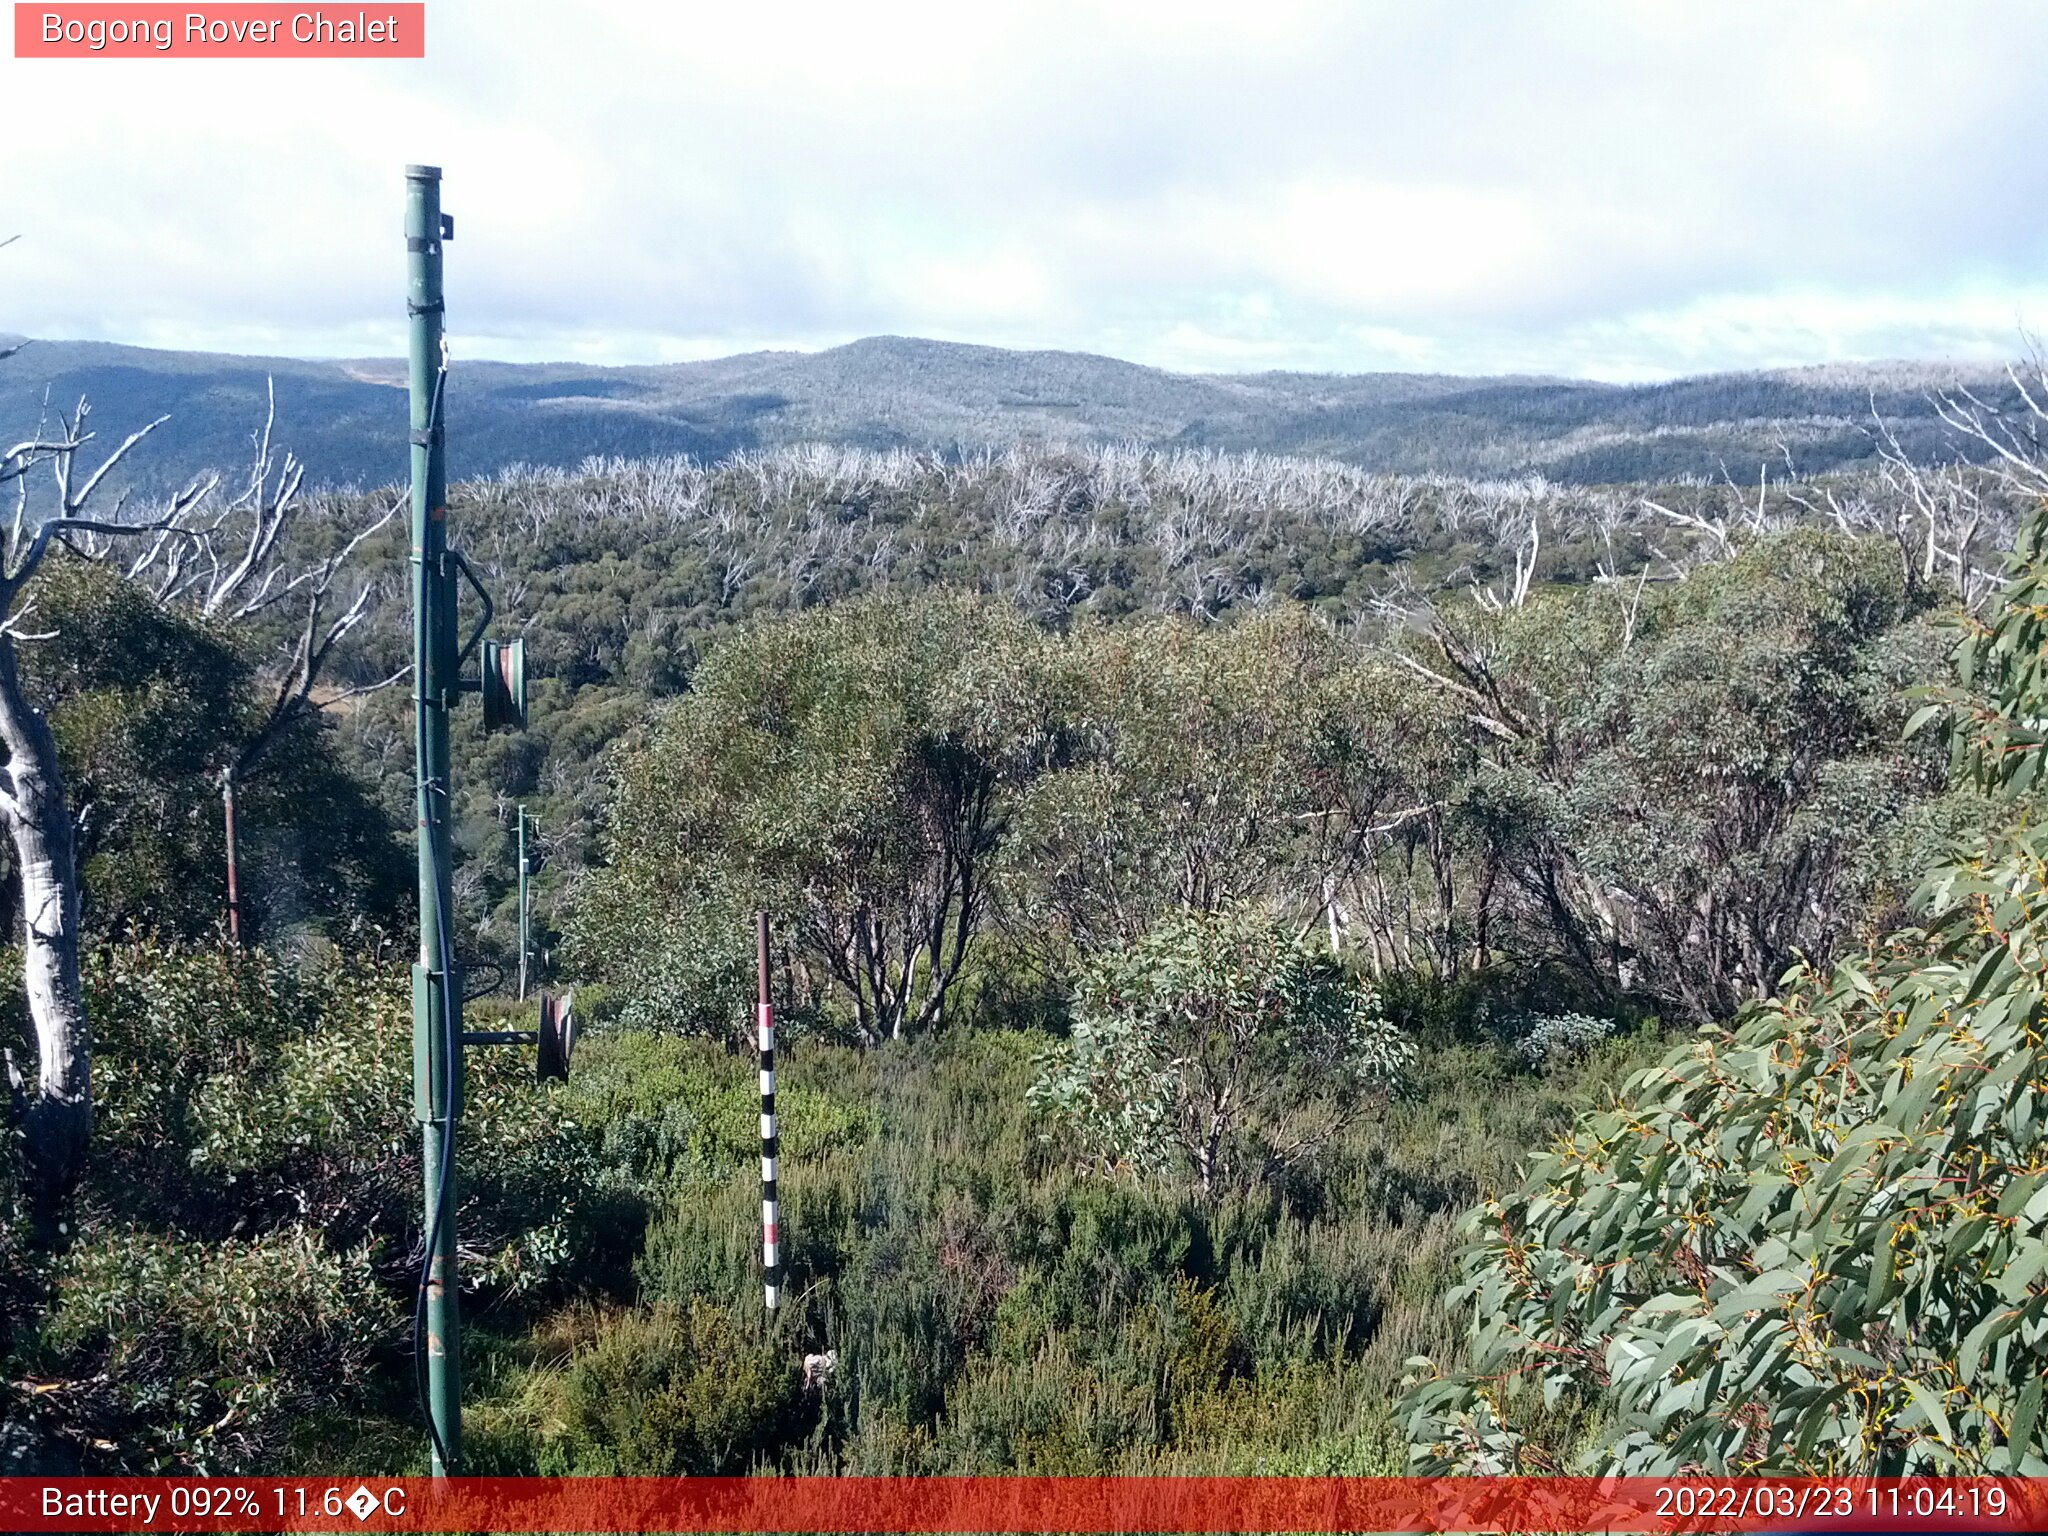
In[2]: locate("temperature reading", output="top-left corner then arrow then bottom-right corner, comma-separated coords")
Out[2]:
278,1483 -> 407,1519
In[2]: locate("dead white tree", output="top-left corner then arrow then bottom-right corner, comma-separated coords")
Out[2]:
1919,360 -> 2048,602
86,381 -> 404,937
0,399 -> 206,1204
1472,511 -> 1541,612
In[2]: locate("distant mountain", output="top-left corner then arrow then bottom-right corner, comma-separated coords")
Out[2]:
0,333 -> 2013,493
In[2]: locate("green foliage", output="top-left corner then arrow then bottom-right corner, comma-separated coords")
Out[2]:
563,1030 -> 880,1195
69,938 -> 627,1278
932,1274 -> 1255,1471
1509,1011 -> 1620,1068
999,609 -> 1440,965
15,557 -> 406,944
0,1106 -> 35,1363
1402,926 -> 2048,1474
32,1227 -> 393,1472
581,533 -> 1951,1043
0,937 -> 638,1472
1031,905 -> 1413,1194
577,592 -> 1060,1043
25,560 -> 247,937
0,942 -> 1656,1476
1928,502 -> 2048,799
542,1019 -> 1653,1477
536,1300 -> 806,1474
1453,529 -> 1949,1020
605,884 -> 757,1044
599,1028 -> 1483,1474
0,427 -> 2012,1480
313,444 -> 1986,1007
1401,513 -> 2048,1476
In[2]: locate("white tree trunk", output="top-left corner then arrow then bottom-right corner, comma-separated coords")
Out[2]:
0,635 -> 90,1200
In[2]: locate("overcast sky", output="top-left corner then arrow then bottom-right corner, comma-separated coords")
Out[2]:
5,1 -> 2046,380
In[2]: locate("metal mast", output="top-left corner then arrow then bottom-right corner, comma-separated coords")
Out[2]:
405,162 -> 463,1477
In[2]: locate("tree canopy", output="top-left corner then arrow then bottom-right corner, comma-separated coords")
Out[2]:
1399,511 -> 2048,1475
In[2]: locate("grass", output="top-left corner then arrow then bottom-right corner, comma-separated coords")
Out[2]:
392,1015 -> 1670,1476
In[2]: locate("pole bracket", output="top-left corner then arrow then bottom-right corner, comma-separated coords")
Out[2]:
406,298 -> 445,316
405,217 -> 453,250
409,426 -> 444,447
450,549 -> 495,672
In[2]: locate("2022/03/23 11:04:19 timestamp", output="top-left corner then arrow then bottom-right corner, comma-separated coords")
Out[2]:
1651,1479 -> 2014,1526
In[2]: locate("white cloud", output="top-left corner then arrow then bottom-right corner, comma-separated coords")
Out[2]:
2,0 -> 2044,378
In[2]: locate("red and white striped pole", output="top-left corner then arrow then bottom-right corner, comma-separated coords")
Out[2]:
757,912 -> 781,1311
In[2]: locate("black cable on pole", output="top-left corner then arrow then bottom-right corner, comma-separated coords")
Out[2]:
413,754 -> 460,1475
410,360 -> 459,1477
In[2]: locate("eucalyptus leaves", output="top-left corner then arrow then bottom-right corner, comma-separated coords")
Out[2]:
1029,904 -> 1413,1196
1400,502 -> 2048,1476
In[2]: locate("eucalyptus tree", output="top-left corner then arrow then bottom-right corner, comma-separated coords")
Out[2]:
1380,528 -> 1948,1019
16,558 -> 407,944
0,385 -> 398,1200
1313,657 -> 1480,977
1029,902 -> 1413,1196
580,592 -> 1061,1044
1402,493 -> 2048,1477
1000,609 -> 1350,957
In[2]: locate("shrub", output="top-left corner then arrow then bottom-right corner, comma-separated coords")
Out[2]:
3,937 -> 638,1472
1510,1010 -> 1618,1068
1402,925 -> 2048,1474
1030,905 -> 1413,1194
934,1275 -> 1249,1472
567,1032 -> 881,1194
79,938 -> 633,1293
541,1300 -> 805,1474
34,1226 -> 393,1472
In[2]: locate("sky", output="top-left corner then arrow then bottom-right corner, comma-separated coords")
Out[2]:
4,1 -> 2047,381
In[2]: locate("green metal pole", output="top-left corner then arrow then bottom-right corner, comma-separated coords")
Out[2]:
406,162 -> 463,1477
517,805 -> 529,1002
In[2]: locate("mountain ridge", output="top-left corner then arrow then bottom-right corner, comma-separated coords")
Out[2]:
0,332 -> 2013,492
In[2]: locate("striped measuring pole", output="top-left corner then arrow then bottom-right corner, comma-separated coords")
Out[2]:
757,912 -> 781,1310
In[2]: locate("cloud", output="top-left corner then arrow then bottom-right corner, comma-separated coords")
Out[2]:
2,0 -> 2044,378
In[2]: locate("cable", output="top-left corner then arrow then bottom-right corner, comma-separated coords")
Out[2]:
412,723 -> 461,1474
410,359 -> 461,1476
412,734 -> 461,1472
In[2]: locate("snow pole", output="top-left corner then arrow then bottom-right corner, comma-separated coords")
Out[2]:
758,911 -> 781,1310
517,804 -> 531,1001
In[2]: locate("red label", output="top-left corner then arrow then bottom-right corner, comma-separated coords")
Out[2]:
0,1477 -> 2044,1533
14,4 -> 424,56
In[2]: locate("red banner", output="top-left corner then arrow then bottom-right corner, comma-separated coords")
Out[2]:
13,4 -> 424,58
2,1477 -> 2044,1533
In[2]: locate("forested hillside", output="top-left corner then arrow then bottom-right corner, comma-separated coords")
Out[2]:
0,334 -> 2026,494
0,390 -> 2044,1476
289,442 -> 2015,998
